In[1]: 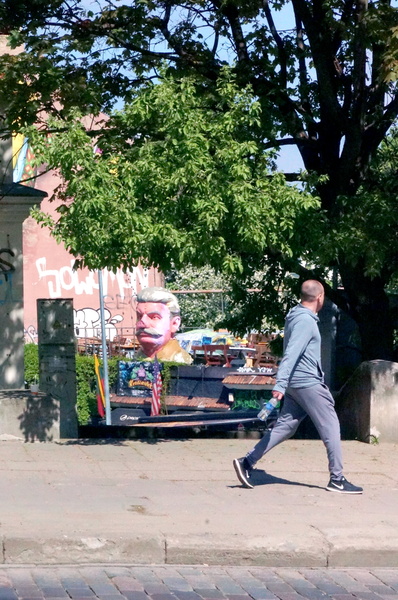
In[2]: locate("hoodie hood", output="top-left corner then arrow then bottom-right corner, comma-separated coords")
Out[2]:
285,303 -> 319,325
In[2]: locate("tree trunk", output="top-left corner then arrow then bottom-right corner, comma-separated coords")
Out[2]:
339,264 -> 394,361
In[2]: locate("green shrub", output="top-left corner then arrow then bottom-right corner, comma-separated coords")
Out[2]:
75,355 -> 121,425
24,344 -> 121,425
24,343 -> 39,385
24,345 -> 175,425
75,354 -> 97,425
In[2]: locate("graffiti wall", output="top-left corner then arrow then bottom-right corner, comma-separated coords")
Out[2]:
22,162 -> 163,343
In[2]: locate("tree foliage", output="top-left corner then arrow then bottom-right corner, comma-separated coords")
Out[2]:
165,265 -> 231,330
2,0 -> 398,360
27,72 -> 315,276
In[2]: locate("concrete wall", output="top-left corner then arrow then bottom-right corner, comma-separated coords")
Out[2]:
336,360 -> 398,442
37,299 -> 78,439
0,390 -> 60,441
318,298 -> 339,390
0,191 -> 45,388
0,202 -> 24,388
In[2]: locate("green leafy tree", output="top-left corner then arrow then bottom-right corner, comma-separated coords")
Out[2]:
165,265 -> 231,330
2,0 -> 398,358
25,72 -> 315,318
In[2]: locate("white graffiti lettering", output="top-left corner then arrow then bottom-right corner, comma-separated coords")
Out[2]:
74,307 -> 123,341
236,366 -> 275,375
24,325 -> 38,343
36,258 -> 149,299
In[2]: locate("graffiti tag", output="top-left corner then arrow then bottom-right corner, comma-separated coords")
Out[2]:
0,248 -> 15,278
36,258 -> 149,299
74,306 -> 123,340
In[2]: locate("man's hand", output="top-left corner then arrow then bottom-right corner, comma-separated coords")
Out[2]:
272,390 -> 284,401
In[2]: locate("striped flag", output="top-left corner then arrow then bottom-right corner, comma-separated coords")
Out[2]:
151,357 -> 162,416
94,353 -> 106,418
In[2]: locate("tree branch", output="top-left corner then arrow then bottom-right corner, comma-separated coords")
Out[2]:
294,11 -> 308,97
211,17 -> 221,57
361,92 -> 398,162
149,2 -> 219,78
292,0 -> 342,125
262,0 -> 287,87
331,0 -> 355,53
351,0 -> 368,116
271,172 -> 302,181
263,137 -> 317,150
218,1 -> 250,64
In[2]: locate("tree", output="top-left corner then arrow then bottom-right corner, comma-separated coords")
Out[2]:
1,0 -> 398,360
24,72 -> 315,326
165,265 -> 231,330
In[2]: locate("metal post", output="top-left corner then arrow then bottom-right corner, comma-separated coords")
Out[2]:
98,269 -> 111,425
332,266 -> 338,290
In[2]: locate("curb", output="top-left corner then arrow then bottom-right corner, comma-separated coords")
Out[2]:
2,532 -> 398,567
1,536 -> 165,565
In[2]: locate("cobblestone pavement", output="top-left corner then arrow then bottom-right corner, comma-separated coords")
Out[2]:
0,566 -> 398,600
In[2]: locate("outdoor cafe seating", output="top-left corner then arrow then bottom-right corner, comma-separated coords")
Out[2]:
253,344 -> 278,368
76,336 -> 102,355
193,344 -> 257,368
190,342 -> 262,368
76,334 -> 139,358
202,344 -> 232,367
191,345 -> 206,365
110,335 -> 139,357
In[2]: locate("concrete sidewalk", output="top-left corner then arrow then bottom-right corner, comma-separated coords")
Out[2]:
0,436 -> 397,567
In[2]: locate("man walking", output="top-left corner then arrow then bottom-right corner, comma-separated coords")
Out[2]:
233,280 -> 363,494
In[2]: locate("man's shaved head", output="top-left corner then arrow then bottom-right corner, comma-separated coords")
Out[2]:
300,280 -> 324,302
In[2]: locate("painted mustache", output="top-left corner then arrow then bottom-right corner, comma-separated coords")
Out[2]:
136,327 -> 162,338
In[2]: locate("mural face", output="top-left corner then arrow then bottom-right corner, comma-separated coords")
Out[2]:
134,287 -> 192,364
136,301 -> 181,358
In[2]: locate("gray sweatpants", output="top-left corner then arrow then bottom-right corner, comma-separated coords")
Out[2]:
246,383 -> 344,479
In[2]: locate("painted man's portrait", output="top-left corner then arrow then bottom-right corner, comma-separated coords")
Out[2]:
135,287 -> 192,364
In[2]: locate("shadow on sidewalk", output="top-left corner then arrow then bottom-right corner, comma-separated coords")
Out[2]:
230,469 -> 325,490
62,435 -> 190,445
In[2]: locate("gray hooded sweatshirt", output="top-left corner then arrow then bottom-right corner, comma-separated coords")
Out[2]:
273,304 -> 324,395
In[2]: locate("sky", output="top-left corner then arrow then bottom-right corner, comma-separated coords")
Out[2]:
277,144 -> 303,174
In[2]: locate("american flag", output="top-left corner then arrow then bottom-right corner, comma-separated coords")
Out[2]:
151,357 -> 162,416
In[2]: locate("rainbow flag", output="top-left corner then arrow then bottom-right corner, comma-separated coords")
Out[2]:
94,354 -> 106,418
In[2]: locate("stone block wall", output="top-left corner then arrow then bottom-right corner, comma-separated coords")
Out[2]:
336,360 -> 398,442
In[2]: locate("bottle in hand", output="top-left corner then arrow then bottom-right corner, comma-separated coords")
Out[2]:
257,397 -> 280,421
